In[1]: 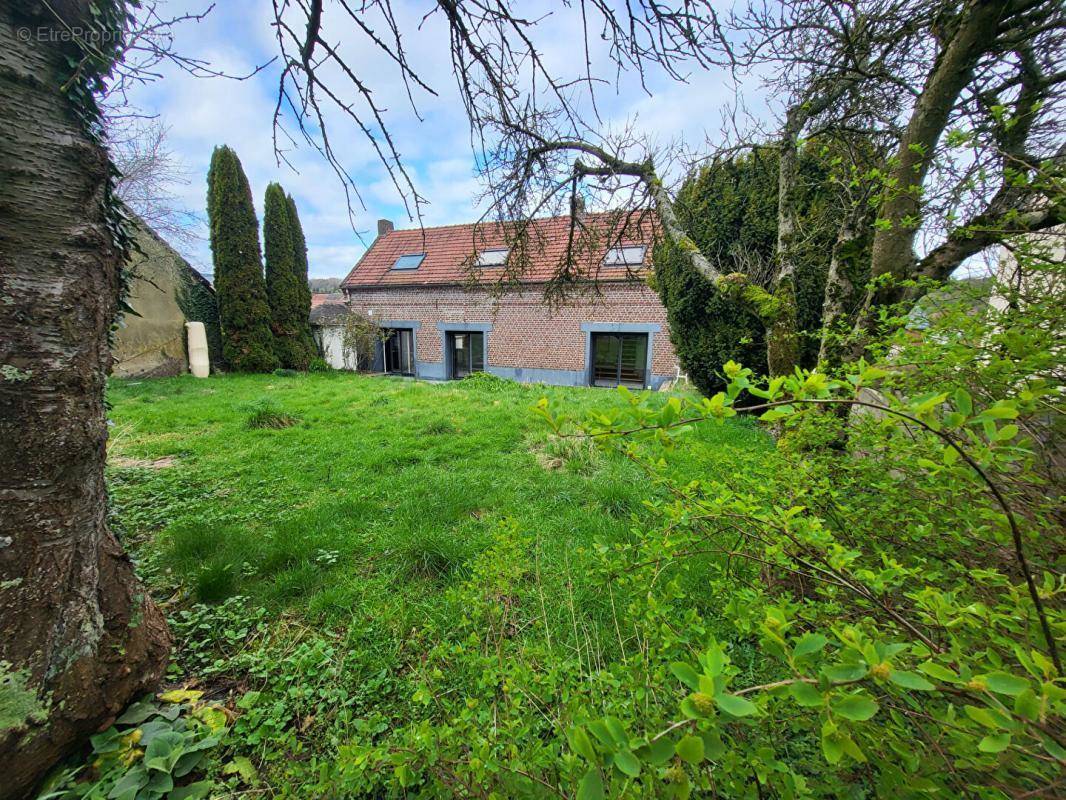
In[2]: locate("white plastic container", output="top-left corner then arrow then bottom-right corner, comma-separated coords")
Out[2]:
185,321 -> 210,378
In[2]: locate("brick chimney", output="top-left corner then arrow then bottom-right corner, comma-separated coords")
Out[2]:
377,218 -> 394,237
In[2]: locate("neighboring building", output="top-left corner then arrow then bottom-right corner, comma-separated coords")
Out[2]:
310,297 -> 355,369
112,220 -> 223,378
340,215 -> 679,389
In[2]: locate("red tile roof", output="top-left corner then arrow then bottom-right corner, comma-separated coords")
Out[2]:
341,213 -> 657,289
311,292 -> 344,308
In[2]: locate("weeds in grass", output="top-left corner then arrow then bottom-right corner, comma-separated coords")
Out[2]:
423,419 -> 457,435
243,398 -> 298,429
534,434 -> 602,474
455,372 -> 517,392
273,368 -> 299,378
395,529 -> 474,582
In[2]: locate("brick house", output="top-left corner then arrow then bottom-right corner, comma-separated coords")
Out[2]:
339,214 -> 680,389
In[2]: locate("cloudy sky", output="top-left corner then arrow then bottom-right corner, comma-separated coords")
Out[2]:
123,1 -> 766,279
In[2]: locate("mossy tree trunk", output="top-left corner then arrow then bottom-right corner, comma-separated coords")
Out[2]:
0,4 -> 170,797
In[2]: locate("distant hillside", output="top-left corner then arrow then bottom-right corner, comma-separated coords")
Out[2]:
309,277 -> 343,293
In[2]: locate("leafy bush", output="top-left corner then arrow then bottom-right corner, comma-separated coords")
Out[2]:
307,357 -> 332,373
653,146 -> 850,394
39,693 -> 227,800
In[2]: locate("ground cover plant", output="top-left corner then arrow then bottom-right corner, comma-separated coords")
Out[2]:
82,372 -> 767,796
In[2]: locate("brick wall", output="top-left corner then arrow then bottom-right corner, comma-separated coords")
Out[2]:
344,281 -> 679,383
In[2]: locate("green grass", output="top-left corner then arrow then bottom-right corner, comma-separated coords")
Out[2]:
108,372 -> 767,634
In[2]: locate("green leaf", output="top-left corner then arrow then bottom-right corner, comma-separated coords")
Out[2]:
116,698 -> 158,725
790,682 -> 824,707
953,388 -> 972,416
143,731 -> 186,773
701,730 -> 727,759
978,733 -> 1011,753
670,662 -> 701,691
704,640 -> 726,677
821,722 -> 844,765
576,768 -> 604,800
169,782 -> 214,800
107,769 -> 148,800
603,717 -> 628,748
639,736 -> 675,766
918,661 -> 958,683
612,748 -> 641,778
888,671 -> 935,691
675,734 -> 705,765
964,705 -> 1001,729
571,727 -> 598,762
983,672 -> 1028,696
832,694 -> 879,722
714,693 -> 758,717
587,720 -> 616,750
793,633 -> 828,660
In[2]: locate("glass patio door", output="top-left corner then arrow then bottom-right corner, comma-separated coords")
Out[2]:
383,328 -> 414,375
448,332 -> 484,379
591,333 -> 648,388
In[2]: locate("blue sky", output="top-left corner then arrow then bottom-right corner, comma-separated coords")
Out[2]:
125,1 -> 761,279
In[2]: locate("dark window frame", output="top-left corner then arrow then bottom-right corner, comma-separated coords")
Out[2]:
589,332 -> 649,388
446,330 -> 485,379
382,327 -> 415,375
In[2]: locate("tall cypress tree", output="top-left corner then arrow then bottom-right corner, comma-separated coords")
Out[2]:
207,146 -> 278,372
264,184 -> 315,369
285,192 -> 317,362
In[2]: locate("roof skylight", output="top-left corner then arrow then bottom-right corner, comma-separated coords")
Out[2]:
392,253 -> 425,270
476,248 -> 509,267
603,245 -> 647,267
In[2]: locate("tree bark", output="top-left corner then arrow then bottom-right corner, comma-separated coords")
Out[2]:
0,4 -> 170,797
865,0 -> 1007,294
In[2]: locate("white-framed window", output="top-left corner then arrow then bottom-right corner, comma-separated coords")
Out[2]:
392,253 -> 425,270
476,248 -> 509,267
603,245 -> 647,267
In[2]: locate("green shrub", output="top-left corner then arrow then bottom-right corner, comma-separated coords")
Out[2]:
653,146 -> 850,394
272,368 -> 298,378
264,183 -> 316,370
307,357 -> 331,373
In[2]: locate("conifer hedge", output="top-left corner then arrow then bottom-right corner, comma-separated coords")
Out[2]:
207,146 -> 278,372
263,183 -> 313,369
653,148 -> 845,394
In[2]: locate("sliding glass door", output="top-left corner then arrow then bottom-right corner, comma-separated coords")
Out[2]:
447,332 -> 484,379
383,328 -> 414,375
591,332 -> 648,388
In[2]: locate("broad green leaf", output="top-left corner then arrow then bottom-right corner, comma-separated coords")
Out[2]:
670,662 -> 701,691
983,672 -> 1028,696
612,748 -> 641,778
832,694 -> 879,722
107,769 -> 148,800
116,698 -> 157,725
953,388 -> 972,416
571,727 -> 598,762
701,730 -> 727,759
603,717 -> 628,747
793,633 -> 828,660
918,661 -> 958,682
821,722 -> 844,765
639,736 -> 675,766
143,731 -> 186,773
790,682 -> 824,707
158,689 -> 204,704
824,663 -> 867,682
576,768 -> 604,800
170,782 -> 213,800
978,733 -> 1011,753
675,734 -> 705,765
704,641 -> 726,677
964,705 -> 1001,729
1013,689 -> 1042,721
587,720 -> 616,750
714,692 -> 758,717
888,671 -> 935,691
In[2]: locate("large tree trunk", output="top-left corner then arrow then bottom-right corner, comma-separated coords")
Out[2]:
862,0 -> 1006,311
0,4 -> 170,797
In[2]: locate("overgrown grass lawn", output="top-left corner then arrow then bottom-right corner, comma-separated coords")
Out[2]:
109,372 -> 766,630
